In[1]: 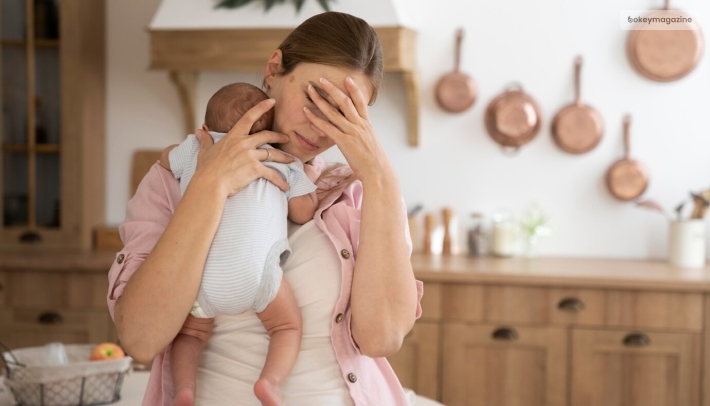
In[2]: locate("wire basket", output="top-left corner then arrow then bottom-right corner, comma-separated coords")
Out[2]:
2,343 -> 132,406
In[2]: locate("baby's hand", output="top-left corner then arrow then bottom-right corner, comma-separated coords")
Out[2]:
159,144 -> 179,171
303,163 -> 322,183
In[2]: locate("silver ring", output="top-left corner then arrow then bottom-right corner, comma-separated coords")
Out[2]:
264,148 -> 271,162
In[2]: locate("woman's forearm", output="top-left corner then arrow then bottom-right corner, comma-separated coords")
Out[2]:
115,175 -> 225,362
350,168 -> 419,358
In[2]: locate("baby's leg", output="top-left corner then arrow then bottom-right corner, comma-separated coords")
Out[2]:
171,315 -> 215,406
254,278 -> 302,406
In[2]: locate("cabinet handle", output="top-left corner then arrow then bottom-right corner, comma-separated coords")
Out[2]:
19,231 -> 42,243
558,297 -> 585,312
492,327 -> 519,341
37,312 -> 64,325
623,332 -> 651,347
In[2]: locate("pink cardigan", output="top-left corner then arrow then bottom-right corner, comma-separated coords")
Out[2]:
106,157 -> 423,406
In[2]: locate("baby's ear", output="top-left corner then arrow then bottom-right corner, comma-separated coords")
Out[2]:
201,124 -> 209,131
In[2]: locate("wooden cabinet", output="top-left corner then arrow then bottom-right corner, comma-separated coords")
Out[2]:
571,329 -> 701,406
0,0 -> 105,250
405,255 -> 710,405
388,322 -> 440,400
0,251 -> 117,352
442,323 -> 567,406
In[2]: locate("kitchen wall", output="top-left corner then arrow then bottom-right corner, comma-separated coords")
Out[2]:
106,0 -> 710,259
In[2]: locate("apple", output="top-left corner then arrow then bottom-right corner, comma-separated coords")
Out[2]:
89,343 -> 125,361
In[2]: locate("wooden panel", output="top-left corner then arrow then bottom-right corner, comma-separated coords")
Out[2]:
5,271 -> 108,308
420,283 -> 442,321
131,150 -> 162,197
702,294 -> 710,406
444,284 -> 703,331
572,328 -> 701,406
388,322 -> 440,401
442,323 -> 567,406
150,26 -> 416,72
94,227 -> 122,251
0,272 -> 6,307
0,308 -> 113,350
550,288 -> 703,332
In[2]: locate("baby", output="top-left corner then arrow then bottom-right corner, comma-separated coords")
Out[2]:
160,83 -> 319,406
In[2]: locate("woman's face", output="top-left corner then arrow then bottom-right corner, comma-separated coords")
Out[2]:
264,54 -> 374,163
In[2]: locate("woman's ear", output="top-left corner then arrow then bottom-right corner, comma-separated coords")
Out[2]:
263,49 -> 283,87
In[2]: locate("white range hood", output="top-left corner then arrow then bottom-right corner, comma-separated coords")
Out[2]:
147,0 -> 420,146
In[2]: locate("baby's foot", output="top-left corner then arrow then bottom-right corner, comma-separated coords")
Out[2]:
254,378 -> 283,406
172,386 -> 195,406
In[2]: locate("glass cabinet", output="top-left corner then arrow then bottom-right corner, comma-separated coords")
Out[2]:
0,0 -> 105,250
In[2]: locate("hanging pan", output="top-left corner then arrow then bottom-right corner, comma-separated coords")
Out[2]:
551,56 -> 604,154
484,84 -> 543,152
605,115 -> 649,201
435,28 -> 478,113
627,0 -> 704,82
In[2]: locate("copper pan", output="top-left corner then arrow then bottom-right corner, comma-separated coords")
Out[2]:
605,115 -> 649,201
435,28 -> 477,113
627,0 -> 704,82
552,56 -> 604,154
484,84 -> 542,152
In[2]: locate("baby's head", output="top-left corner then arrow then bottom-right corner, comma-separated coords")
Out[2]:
204,83 -> 274,134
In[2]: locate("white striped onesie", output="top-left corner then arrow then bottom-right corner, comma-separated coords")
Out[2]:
168,131 -> 316,317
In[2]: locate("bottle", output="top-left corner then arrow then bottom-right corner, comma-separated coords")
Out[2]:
491,211 -> 516,257
467,212 -> 488,257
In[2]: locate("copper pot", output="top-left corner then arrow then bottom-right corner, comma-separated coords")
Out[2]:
435,28 -> 477,113
552,56 -> 604,154
484,84 -> 543,151
627,0 -> 704,82
605,115 -> 649,201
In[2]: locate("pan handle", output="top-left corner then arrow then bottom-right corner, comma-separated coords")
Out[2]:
623,115 -> 632,160
501,145 -> 521,156
574,56 -> 583,105
454,28 -> 464,72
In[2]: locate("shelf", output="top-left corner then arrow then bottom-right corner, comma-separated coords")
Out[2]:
2,144 -> 60,153
150,26 -> 420,146
1,39 -> 60,48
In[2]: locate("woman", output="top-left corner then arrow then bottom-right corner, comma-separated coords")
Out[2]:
107,12 -> 423,406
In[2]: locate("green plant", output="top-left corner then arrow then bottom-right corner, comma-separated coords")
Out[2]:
215,0 -> 333,13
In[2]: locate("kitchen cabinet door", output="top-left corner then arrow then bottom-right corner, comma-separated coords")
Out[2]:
571,328 -> 700,406
388,321 -> 440,401
0,308 -> 113,350
442,323 -> 567,406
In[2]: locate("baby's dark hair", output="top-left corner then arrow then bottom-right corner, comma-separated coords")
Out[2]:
204,83 -> 274,134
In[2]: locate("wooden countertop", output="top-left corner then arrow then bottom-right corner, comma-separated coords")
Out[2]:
0,250 -> 116,273
3,250 -> 710,292
411,254 -> 710,293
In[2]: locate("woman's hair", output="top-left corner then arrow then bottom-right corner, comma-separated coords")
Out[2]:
268,12 -> 384,105
269,12 -> 383,194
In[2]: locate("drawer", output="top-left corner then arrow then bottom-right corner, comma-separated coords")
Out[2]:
3,271 -> 108,309
0,308 -> 114,350
443,284 -> 703,332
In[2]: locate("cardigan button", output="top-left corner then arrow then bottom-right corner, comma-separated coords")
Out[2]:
117,254 -> 125,264
348,372 -> 357,383
340,249 -> 350,259
335,313 -> 343,323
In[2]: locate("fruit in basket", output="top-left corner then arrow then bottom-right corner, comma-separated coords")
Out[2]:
89,343 -> 125,361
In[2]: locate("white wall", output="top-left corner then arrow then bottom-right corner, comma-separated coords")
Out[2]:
106,0 -> 710,259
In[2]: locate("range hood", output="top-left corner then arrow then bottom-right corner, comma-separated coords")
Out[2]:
148,0 -> 420,146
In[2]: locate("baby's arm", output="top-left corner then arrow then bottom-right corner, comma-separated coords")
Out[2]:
287,163 -> 320,225
158,144 -> 179,171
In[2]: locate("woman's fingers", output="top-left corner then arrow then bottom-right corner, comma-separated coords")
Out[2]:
307,83 -> 354,134
259,166 -> 289,192
315,77 -> 362,123
257,147 -> 294,164
345,76 -> 369,120
226,98 -> 276,138
304,106 -> 346,144
248,130 -> 291,150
